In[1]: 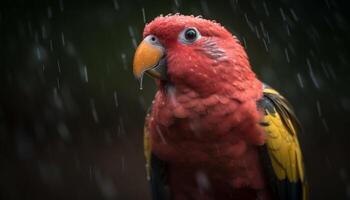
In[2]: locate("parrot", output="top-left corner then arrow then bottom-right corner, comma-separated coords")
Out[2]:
132,14 -> 308,200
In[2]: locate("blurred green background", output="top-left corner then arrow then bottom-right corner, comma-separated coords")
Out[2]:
0,0 -> 349,199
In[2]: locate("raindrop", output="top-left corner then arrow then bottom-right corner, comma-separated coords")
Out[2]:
57,122 -> 70,141
120,53 -> 127,70
56,77 -> 60,89
141,8 -> 146,23
289,8 -> 298,21
49,39 -> 54,51
296,73 -> 304,88
53,88 -> 63,109
279,8 -> 286,21
118,117 -> 125,136
41,25 -> 47,39
307,58 -> 320,89
131,38 -> 137,49
242,37 -> 247,49
327,65 -> 337,80
229,0 -> 238,10
255,25 -> 260,39
95,171 -> 117,199
81,65 -> 89,82
34,45 -> 47,62
196,171 -> 210,193
61,32 -> 65,46
244,13 -> 254,32
36,47 -> 42,60
90,99 -> 99,123
266,31 -> 270,43
316,100 -> 322,117
262,1 -> 270,16
284,48 -> 290,63
174,0 -> 181,8
113,91 -> 119,109
286,24 -> 291,36
156,125 -> 167,144
57,59 -> 61,73
167,85 -> 177,106
259,21 -> 267,37
321,62 -> 330,79
262,39 -> 269,52
128,26 -> 134,38
200,0 -> 210,17
128,26 -> 137,49
66,42 -> 76,56
112,0 -> 119,11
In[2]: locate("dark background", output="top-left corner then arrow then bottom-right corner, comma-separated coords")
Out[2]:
0,0 -> 349,199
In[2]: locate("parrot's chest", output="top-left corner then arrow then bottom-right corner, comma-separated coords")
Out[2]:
148,91 -> 267,191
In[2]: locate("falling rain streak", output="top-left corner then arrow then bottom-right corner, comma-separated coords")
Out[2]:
128,26 -> 137,49
141,8 -> 146,23
90,99 -> 99,123
113,0 -> 119,10
113,91 -> 119,109
307,58 -> 320,89
296,73 -> 304,88
81,65 -> 89,82
61,32 -> 65,46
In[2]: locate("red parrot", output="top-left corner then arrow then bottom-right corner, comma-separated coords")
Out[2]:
133,14 -> 308,200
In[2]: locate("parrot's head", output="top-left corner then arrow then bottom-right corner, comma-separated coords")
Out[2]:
133,14 -> 259,97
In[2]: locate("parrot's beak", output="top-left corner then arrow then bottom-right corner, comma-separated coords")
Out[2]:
133,39 -> 167,90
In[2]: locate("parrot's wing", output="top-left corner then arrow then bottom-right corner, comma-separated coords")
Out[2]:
144,112 -> 170,200
258,84 -> 308,200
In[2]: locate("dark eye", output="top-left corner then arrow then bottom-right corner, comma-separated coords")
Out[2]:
185,29 -> 197,41
179,27 -> 201,44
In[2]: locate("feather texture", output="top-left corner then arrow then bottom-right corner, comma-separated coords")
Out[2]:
258,85 -> 308,200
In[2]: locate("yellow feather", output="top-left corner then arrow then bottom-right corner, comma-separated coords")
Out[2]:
262,87 -> 307,199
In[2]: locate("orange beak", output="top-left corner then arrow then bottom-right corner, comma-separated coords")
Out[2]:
133,40 -> 166,89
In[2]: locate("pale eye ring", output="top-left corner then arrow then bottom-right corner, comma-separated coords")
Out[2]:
179,27 -> 201,44
144,34 -> 162,47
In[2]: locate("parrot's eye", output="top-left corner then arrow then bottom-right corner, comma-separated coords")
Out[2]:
185,29 -> 197,40
179,27 -> 201,44
144,35 -> 162,47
